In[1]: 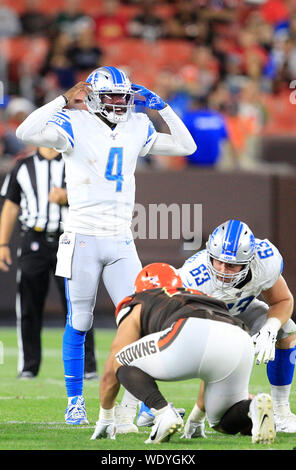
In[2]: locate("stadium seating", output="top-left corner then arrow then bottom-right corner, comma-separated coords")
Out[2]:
8,0 -> 63,14
100,38 -> 195,88
2,36 -> 49,73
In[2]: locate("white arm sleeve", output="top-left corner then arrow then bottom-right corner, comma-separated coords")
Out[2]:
15,96 -> 69,152
148,105 -> 197,156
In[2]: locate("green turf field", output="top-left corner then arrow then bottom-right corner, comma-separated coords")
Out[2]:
0,327 -> 295,451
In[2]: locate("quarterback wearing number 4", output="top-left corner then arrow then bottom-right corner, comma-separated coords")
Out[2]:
16,66 -> 196,426
176,220 -> 296,435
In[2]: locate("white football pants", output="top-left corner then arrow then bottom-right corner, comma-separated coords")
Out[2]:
65,232 -> 142,331
116,317 -> 255,427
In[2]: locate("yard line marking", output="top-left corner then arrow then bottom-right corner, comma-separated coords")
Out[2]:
0,396 -> 49,400
2,421 -> 95,429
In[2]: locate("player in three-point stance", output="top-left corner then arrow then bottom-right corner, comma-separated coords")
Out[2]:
15,66 -> 197,426
91,263 -> 276,445
137,220 -> 296,435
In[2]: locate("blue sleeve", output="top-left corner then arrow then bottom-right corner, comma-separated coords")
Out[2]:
47,110 -> 74,148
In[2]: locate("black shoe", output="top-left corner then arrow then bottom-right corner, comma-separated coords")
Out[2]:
17,371 -> 36,379
84,371 -> 99,381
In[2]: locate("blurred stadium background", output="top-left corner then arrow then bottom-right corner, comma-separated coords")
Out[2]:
1,0 -> 296,327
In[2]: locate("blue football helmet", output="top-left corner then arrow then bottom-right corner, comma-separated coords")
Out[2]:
206,219 -> 256,288
85,66 -> 135,123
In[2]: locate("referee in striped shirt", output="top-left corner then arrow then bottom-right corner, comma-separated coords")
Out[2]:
0,147 -> 98,379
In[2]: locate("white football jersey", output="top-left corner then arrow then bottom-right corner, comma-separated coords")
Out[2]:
179,238 -> 283,316
46,108 -> 157,236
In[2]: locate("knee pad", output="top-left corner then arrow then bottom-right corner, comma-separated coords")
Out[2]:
278,318 -> 296,340
71,313 -> 93,332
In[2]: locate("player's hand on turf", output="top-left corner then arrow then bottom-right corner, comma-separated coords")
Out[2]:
63,82 -> 92,107
181,417 -> 206,439
90,419 -> 116,440
0,246 -> 12,272
132,84 -> 166,110
252,318 -> 281,365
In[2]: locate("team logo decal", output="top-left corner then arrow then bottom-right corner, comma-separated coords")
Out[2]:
60,234 -> 71,245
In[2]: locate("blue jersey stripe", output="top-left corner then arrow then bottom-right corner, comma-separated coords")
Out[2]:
145,121 -> 156,145
64,278 -> 73,327
57,111 -> 71,121
48,114 -> 74,145
67,136 -> 74,148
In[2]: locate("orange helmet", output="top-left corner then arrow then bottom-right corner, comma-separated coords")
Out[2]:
134,263 -> 183,292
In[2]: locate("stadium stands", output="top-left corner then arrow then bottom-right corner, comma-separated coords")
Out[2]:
1,0 -> 296,158
1,0 -> 296,320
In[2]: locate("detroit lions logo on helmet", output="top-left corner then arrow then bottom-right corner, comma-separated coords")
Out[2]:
85,66 -> 135,124
206,220 -> 255,290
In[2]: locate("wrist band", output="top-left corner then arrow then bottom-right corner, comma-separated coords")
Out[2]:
99,406 -> 114,420
62,94 -> 69,105
189,403 -> 205,421
265,317 -> 282,332
0,244 -> 9,247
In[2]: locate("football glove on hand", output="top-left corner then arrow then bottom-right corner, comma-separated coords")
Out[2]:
132,84 -> 166,110
90,419 -> 116,440
181,417 -> 206,439
180,404 -> 206,439
252,318 -> 281,365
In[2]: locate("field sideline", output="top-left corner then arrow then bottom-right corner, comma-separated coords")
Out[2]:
0,327 -> 296,455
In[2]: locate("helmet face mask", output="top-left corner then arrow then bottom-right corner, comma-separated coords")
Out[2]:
135,263 -> 183,292
207,252 -> 250,290
85,66 -> 135,124
206,220 -> 256,290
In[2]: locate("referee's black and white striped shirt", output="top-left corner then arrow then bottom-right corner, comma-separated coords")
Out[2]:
0,150 -> 67,233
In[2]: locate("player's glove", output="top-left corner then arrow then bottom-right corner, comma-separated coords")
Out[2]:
251,317 -> 281,365
180,403 -> 206,439
90,419 -> 116,440
181,418 -> 206,439
132,84 -> 166,110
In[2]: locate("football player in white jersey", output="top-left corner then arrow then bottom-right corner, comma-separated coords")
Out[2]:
15,66 -> 197,426
176,219 -> 296,435
91,263 -> 275,445
137,219 -> 296,434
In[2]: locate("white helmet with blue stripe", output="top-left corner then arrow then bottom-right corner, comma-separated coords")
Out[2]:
206,219 -> 256,288
85,66 -> 135,123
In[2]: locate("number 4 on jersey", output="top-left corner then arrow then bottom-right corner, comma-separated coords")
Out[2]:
105,147 -> 123,192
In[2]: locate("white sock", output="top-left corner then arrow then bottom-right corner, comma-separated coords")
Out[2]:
189,403 -> 206,423
271,384 -> 291,408
120,390 -> 139,412
99,406 -> 114,421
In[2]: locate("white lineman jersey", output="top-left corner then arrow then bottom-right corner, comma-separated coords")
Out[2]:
47,108 -> 157,236
179,238 -> 283,316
